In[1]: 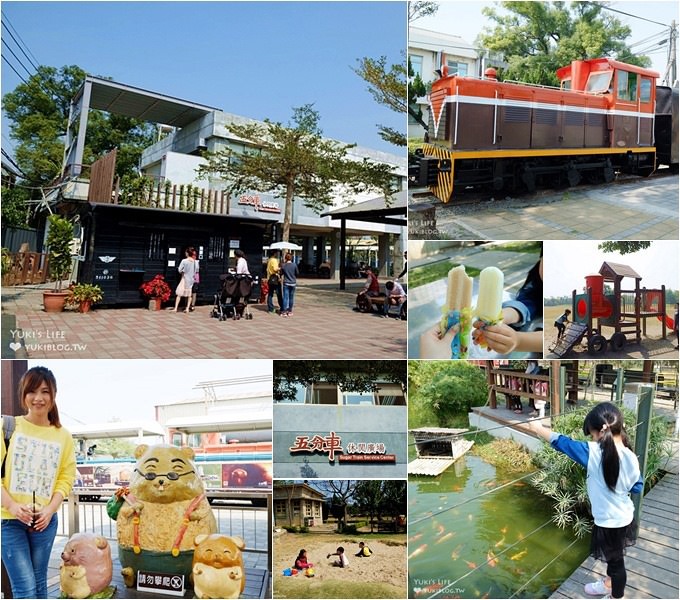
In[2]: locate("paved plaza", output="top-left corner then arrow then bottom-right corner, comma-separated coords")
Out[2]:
1,279 -> 407,359
412,174 -> 679,241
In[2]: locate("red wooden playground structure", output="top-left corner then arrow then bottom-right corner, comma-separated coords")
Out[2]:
551,262 -> 670,357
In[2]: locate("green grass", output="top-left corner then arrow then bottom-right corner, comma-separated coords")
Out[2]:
480,241 -> 542,254
409,261 -> 481,289
276,579 -> 405,599
471,438 -> 536,472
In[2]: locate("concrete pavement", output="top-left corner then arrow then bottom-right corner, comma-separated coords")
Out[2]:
412,175 -> 679,241
1,279 -> 407,359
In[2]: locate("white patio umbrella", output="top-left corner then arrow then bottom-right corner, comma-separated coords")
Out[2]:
268,241 -> 302,251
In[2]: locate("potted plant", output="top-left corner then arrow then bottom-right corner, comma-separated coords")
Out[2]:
43,214 -> 75,313
140,274 -> 172,310
66,283 -> 103,313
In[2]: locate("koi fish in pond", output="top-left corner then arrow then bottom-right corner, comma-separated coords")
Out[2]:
500,526 -> 508,534
510,549 -> 528,561
494,536 -> 505,548
408,544 -> 428,560
450,544 -> 463,560
486,550 -> 498,567
408,533 -> 423,543
435,532 -> 455,544
464,560 -> 477,569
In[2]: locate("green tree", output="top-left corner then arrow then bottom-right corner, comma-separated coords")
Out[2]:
3,65 -> 155,188
317,480 -> 358,532
597,241 -> 652,255
89,438 -> 137,459
198,104 -> 396,242
353,55 -> 408,146
409,361 -> 487,427
408,1 -> 439,22
0,186 -> 31,228
353,480 -> 383,532
273,360 -> 406,402
479,1 -> 650,86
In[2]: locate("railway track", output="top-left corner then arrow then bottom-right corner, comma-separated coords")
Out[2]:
409,166 -> 677,209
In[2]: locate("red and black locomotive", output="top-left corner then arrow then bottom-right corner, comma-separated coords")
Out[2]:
412,58 -> 678,202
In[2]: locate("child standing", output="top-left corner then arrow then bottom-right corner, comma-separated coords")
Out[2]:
554,308 -> 571,340
531,402 -> 642,599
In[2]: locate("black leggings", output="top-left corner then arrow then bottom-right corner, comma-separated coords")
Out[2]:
607,556 -> 626,599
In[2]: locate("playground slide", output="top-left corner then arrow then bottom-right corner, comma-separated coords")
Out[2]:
657,314 -> 675,328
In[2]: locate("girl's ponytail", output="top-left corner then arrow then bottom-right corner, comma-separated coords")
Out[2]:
583,402 -> 624,492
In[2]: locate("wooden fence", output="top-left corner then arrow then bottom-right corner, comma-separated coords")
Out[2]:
2,252 -> 50,286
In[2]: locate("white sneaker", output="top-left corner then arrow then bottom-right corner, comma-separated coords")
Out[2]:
584,579 -> 610,596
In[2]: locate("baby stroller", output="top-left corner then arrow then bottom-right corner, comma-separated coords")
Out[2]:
211,273 -> 258,321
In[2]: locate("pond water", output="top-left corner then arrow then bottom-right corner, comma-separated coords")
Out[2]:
408,454 -> 589,599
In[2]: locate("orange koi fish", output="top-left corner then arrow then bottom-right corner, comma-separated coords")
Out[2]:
435,532 -> 454,544
408,544 -> 428,560
510,549 -> 528,561
409,533 -> 423,543
464,560 -> 477,569
486,550 -> 498,567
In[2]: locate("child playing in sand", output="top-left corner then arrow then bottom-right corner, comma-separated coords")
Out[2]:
530,402 -> 642,600
294,549 -> 313,570
327,546 -> 349,568
354,541 -> 373,557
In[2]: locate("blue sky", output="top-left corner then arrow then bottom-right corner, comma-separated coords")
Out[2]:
1,1 -> 406,156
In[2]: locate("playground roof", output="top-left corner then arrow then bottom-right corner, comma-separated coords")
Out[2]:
599,262 -> 642,280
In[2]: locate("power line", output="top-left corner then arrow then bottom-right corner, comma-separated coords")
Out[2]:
1,38 -> 33,78
591,1 -> 671,29
1,11 -> 40,70
1,54 -> 28,84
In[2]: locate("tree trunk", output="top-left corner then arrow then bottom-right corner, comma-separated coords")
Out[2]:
283,182 -> 295,242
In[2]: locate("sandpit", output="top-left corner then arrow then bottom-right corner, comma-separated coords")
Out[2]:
273,530 -> 407,598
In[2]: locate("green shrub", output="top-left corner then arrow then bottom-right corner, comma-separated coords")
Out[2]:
531,404 -> 673,538
473,438 -> 535,472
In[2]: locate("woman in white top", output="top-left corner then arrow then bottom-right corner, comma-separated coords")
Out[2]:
172,247 -> 196,313
235,249 -> 250,275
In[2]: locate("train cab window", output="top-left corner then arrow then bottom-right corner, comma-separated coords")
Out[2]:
561,79 -> 572,91
616,70 -> 638,102
585,71 -> 612,94
640,78 -> 652,103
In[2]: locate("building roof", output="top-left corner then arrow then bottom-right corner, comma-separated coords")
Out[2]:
321,190 -> 407,226
78,75 -> 221,128
409,26 -> 478,60
599,262 -> 642,280
69,420 -> 165,439
273,483 -> 326,500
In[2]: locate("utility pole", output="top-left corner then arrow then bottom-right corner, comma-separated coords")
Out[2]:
664,20 -> 678,86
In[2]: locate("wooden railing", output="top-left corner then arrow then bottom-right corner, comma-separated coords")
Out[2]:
1,252 -> 50,286
111,178 -> 231,215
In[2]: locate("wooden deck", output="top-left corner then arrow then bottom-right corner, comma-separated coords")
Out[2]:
550,441 -> 679,599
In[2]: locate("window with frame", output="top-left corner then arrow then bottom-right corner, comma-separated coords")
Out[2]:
585,71 -> 612,94
446,60 -> 468,76
274,501 -> 286,515
616,70 -> 638,102
376,384 -> 406,406
171,432 -> 183,447
208,236 -> 225,261
147,232 -> 165,260
409,54 -> 424,79
292,500 -> 300,515
640,78 -> 652,103
309,384 -> 338,405
304,502 -> 312,516
342,390 -> 376,406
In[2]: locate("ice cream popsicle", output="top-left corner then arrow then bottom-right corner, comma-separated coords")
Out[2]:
445,265 -> 472,313
476,266 -> 504,322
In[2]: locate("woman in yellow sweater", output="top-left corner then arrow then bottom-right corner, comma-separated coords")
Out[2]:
1,366 -> 76,598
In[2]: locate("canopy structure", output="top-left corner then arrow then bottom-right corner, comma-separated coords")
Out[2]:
321,190 -> 407,289
63,75 -> 220,178
70,420 -> 165,440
